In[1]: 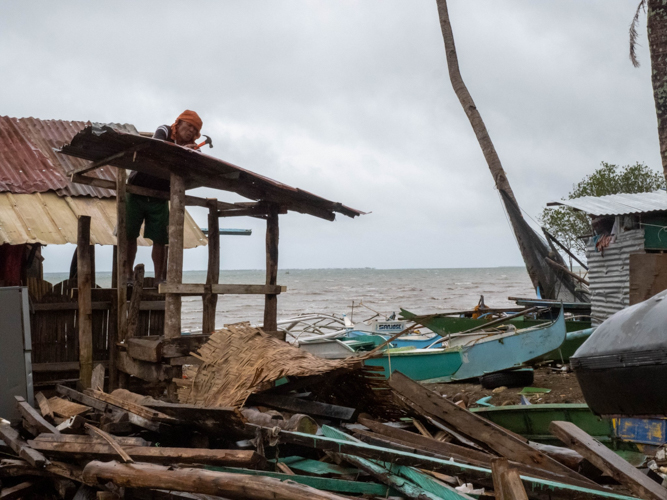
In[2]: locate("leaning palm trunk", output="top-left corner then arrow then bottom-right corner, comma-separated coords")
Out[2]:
435,0 -> 588,302
647,1 -> 667,182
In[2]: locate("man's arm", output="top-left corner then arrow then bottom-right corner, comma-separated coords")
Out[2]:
153,125 -> 170,140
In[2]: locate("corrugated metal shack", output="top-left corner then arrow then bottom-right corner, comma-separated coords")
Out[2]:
0,116 -> 206,388
550,190 -> 667,325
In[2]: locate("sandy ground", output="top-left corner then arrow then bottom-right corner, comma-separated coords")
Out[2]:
426,366 -> 585,408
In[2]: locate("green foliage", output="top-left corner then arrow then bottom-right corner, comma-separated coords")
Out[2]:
540,162 -> 665,257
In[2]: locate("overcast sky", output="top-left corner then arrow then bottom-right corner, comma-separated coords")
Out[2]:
0,1 -> 660,272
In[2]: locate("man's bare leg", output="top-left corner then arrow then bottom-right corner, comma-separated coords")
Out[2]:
126,238 -> 138,281
153,244 -> 167,283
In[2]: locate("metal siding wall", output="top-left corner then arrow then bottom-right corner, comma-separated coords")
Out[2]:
586,228 -> 645,325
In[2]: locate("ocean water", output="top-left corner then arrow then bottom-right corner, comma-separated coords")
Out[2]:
44,267 -> 534,331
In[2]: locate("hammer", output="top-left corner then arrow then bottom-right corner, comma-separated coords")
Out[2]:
194,135 -> 213,150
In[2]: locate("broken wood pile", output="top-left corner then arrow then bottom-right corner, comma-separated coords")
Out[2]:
1,326 -> 660,500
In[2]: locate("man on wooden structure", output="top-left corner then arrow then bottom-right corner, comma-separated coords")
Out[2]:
126,110 -> 203,283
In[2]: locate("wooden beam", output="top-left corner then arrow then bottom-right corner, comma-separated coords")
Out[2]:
387,372 -> 595,486
203,199 -> 220,334
126,264 -> 145,339
71,144 -> 150,176
0,481 -> 37,500
32,433 -> 148,447
30,441 -> 264,467
14,396 -> 60,436
81,461 -> 348,500
55,385 -> 164,433
84,390 -> 176,423
34,393 -> 53,420
77,215 -> 93,388
550,421 -> 667,500
264,205 -> 279,332
248,394 -> 356,422
117,352 -> 176,383
158,283 -> 285,295
84,424 -> 133,463
164,173 -> 185,339
126,337 -> 163,363
116,168 -> 129,354
161,334 -> 210,358
72,174 -> 261,214
0,424 -> 48,468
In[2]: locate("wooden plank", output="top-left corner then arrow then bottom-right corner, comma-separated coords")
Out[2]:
126,264 -> 145,339
164,172 -> 185,339
31,441 -> 265,468
32,361 -> 108,373
117,352 -> 176,382
168,355 -> 202,366
34,393 -> 53,420
203,199 -> 219,334
47,397 -> 90,418
388,372 -> 594,485
55,385 -> 163,433
81,461 -> 350,500
84,389 -> 177,423
262,426 -> 611,497
0,424 -> 48,468
0,458 -> 86,485
248,394 -> 357,421
77,215 -> 93,388
142,402 -> 244,426
90,364 -> 105,392
503,468 -> 530,500
492,458 -> 511,500
629,253 -> 667,304
0,480 -> 37,500
32,433 -> 147,447
550,420 -> 667,500
207,466 -> 389,496
157,283 -> 286,295
14,396 -> 60,435
264,205 -> 279,332
126,337 -> 163,363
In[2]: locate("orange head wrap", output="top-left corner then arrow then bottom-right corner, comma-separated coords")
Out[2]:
170,110 -> 203,142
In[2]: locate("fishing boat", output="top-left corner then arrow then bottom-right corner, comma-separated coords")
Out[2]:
422,306 -> 567,383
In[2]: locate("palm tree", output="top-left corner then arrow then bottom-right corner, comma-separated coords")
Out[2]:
631,0 -> 667,183
434,0 -> 587,302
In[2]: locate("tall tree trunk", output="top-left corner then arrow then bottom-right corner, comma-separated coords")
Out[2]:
434,0 -> 586,301
647,1 -> 667,182
435,0 -> 518,206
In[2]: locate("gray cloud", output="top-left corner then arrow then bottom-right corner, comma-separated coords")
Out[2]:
0,1 -> 659,272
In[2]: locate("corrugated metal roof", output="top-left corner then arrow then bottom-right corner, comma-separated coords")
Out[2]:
586,228 -> 645,325
0,116 -> 138,197
550,191 -> 667,216
60,125 -> 364,221
0,192 -> 206,248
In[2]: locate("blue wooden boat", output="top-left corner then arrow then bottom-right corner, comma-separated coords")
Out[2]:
423,306 -> 567,383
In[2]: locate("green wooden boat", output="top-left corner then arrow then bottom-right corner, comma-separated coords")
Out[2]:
471,403 -> 662,465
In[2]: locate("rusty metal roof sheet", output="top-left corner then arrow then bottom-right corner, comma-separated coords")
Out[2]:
0,116 -> 138,197
59,125 -> 364,221
549,191 -> 667,216
0,191 -> 206,248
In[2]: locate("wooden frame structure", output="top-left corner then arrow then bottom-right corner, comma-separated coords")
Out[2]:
62,125 -> 361,391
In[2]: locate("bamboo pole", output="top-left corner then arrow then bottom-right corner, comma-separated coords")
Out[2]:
77,216 -> 93,389
203,199 -> 220,334
263,205 -> 279,334
164,173 -> 186,339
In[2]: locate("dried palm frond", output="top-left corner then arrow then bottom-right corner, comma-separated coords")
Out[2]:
630,0 -> 647,68
178,322 -> 372,408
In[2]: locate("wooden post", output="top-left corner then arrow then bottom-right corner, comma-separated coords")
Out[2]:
126,264 -> 145,339
111,246 -> 118,289
203,199 -> 220,334
116,169 -> 128,343
77,215 -> 93,389
108,283 -> 118,391
263,205 -> 279,333
90,243 -> 96,288
164,173 -> 186,339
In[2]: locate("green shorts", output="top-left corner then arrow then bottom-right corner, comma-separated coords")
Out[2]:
126,193 -> 169,245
